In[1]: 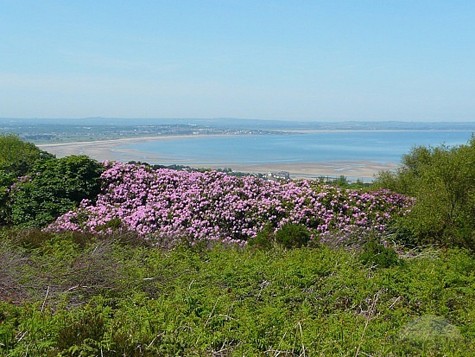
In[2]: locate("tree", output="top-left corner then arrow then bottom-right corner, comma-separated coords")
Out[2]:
0,135 -> 55,225
375,137 -> 475,248
10,155 -> 104,227
0,134 -> 53,176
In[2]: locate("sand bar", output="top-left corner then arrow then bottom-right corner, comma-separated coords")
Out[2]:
38,135 -> 399,180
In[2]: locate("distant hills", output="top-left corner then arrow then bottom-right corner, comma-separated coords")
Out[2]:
1,118 -> 474,144
1,117 -> 475,129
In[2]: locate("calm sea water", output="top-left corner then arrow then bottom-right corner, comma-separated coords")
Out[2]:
119,130 -> 474,165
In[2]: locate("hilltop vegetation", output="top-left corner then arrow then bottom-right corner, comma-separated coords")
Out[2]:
0,135 -> 103,227
375,135 -> 475,249
2,133 -> 474,251
1,134 -> 475,355
47,161 -> 411,249
2,231 -> 475,356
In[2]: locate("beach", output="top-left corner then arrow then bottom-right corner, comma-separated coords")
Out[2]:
38,135 -> 399,180
222,162 -> 398,180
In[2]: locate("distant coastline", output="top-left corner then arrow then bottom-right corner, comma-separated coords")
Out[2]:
23,123 -> 475,181
38,134 -> 399,180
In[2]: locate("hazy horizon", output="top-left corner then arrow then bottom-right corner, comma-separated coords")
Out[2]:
0,117 -> 475,126
1,117 -> 475,124
1,1 -> 475,122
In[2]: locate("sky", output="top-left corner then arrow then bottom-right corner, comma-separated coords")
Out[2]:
1,1 -> 474,122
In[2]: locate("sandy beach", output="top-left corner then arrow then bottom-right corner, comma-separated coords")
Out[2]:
38,135 -> 399,180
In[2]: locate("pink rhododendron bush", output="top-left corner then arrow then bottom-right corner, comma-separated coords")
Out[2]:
47,162 -> 412,245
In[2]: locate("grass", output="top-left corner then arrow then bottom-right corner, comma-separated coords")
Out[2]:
1,229 -> 475,356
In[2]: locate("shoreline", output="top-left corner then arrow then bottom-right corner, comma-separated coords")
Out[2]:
38,135 -> 399,180
37,134 -> 207,147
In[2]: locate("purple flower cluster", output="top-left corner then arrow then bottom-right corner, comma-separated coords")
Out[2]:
47,162 -> 412,245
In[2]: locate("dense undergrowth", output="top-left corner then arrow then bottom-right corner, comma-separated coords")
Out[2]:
1,229 -> 475,356
2,134 -> 475,355
375,136 -> 475,249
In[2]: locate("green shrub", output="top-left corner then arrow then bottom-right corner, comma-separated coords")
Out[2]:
10,155 -> 104,227
0,135 -> 54,226
2,234 -> 475,355
56,303 -> 109,354
248,224 -> 274,250
375,136 -> 475,249
0,135 -> 104,227
0,134 -> 53,176
359,240 -> 400,268
274,223 -> 311,249
8,228 -> 55,249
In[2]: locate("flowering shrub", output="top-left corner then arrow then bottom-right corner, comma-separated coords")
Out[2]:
47,162 -> 413,245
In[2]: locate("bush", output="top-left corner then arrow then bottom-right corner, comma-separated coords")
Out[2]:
248,224 -> 275,250
8,228 -> 55,249
56,303 -> 108,353
10,155 -> 104,227
0,136 -> 104,227
359,240 -> 400,268
0,134 -> 53,176
375,137 -> 475,249
0,135 -> 54,225
48,161 -> 411,245
249,223 -> 312,250
274,223 -> 311,249
2,237 -> 475,355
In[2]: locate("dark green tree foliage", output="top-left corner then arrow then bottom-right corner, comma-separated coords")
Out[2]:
0,134 -> 53,176
0,171 -> 13,225
275,223 -> 311,249
0,135 -> 54,225
375,136 -> 475,248
249,223 -> 312,250
10,155 -> 104,227
359,240 -> 400,268
248,224 -> 274,250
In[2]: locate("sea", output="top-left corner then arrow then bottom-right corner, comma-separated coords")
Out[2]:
118,130 -> 474,166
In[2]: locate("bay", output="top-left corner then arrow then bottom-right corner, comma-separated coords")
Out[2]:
118,130 -> 474,166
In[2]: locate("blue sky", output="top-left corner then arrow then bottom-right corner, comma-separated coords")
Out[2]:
1,1 -> 474,121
